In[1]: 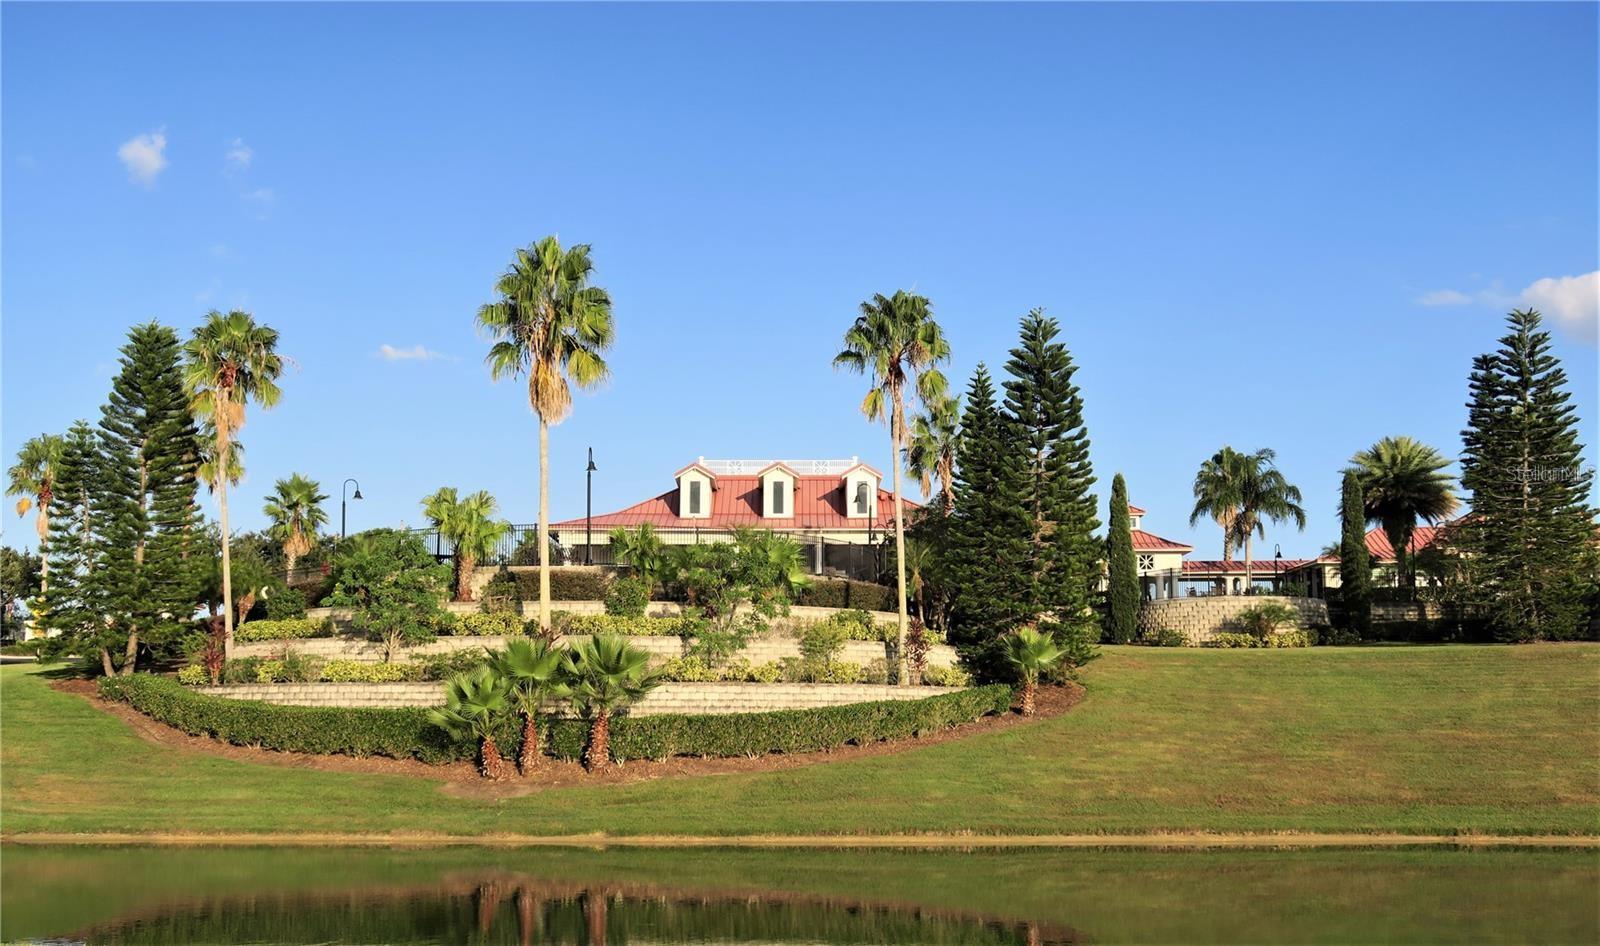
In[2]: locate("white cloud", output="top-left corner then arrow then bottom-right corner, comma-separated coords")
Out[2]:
1520,271 -> 1599,343
241,187 -> 275,219
117,129 -> 167,186
377,344 -> 446,362
1416,289 -> 1472,307
225,137 -> 252,171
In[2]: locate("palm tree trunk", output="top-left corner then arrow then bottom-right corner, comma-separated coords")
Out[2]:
1020,678 -> 1036,717
585,709 -> 611,770
1221,509 -> 1235,562
518,709 -> 539,774
458,552 -> 477,602
890,388 -> 910,687
217,429 -> 235,662
1243,532 -> 1254,592
35,508 -> 49,594
480,735 -> 507,780
538,418 -> 551,634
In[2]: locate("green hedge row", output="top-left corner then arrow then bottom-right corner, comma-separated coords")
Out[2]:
99,674 -> 1012,765
235,618 -> 334,643
794,579 -> 894,612
506,569 -> 611,601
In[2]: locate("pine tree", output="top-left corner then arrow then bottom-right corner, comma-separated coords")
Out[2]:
1000,310 -> 1101,634
95,322 -> 204,674
1459,310 -> 1596,641
35,422 -> 103,660
1339,469 -> 1372,638
1104,473 -> 1139,643
946,365 -> 1034,659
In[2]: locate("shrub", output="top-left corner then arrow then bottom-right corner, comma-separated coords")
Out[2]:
1234,602 -> 1301,639
554,612 -> 699,638
656,655 -> 723,682
221,657 -> 264,684
920,663 -> 973,687
323,531 -> 450,660
510,569 -> 610,601
1316,626 -> 1362,646
176,665 -> 208,686
604,575 -> 651,617
1205,630 -> 1312,649
480,572 -> 521,614
798,619 -> 848,669
234,618 -> 332,643
265,586 -> 308,620
795,579 -> 894,612
446,612 -> 525,637
320,659 -> 428,682
1138,627 -> 1187,647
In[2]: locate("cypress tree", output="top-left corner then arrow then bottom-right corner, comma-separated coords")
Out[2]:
947,364 -> 1034,654
1000,310 -> 1101,634
1104,473 -> 1139,644
94,322 -> 204,673
1459,310 -> 1596,641
35,422 -> 103,660
1339,469 -> 1372,638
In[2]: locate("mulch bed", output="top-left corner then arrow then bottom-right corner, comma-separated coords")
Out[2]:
56,677 -> 1082,799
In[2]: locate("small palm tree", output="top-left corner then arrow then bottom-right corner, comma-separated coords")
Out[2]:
7,434 -> 64,592
428,665 -> 514,780
262,473 -> 328,574
1227,449 -> 1307,589
1348,436 -> 1458,589
834,290 -> 950,686
906,394 -> 961,512
493,638 -> 568,774
478,237 -> 615,634
183,310 -> 284,660
610,523 -> 667,587
562,633 -> 659,770
1006,626 -> 1067,717
423,487 -> 512,602
1188,446 -> 1248,562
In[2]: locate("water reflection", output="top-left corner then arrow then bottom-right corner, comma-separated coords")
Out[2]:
65,872 -> 1082,945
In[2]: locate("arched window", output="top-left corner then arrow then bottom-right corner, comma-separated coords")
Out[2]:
854,481 -> 870,515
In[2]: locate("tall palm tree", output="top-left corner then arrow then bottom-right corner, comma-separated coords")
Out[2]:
1005,625 -> 1067,717
262,473 -> 328,574
7,434 -> 64,592
1348,436 -> 1458,589
1227,449 -> 1307,589
183,310 -> 284,660
905,393 -> 961,512
196,421 -> 245,495
833,291 -> 949,686
423,487 -> 512,602
562,633 -> 659,770
493,637 -> 568,774
1188,446 -> 1248,562
478,237 -> 614,634
428,665 -> 513,780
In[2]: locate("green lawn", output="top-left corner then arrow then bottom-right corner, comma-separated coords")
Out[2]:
3,644 -> 1598,837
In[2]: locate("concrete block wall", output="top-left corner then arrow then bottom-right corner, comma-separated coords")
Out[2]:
196,681 -> 962,716
1137,595 -> 1331,645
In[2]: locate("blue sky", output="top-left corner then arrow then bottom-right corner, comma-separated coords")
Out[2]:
3,2 -> 1596,559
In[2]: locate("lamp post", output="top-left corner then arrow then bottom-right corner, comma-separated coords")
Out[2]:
341,478 -> 363,542
584,448 -> 597,566
1274,543 -> 1282,594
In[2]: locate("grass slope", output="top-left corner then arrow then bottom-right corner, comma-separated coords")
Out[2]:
3,645 -> 1597,837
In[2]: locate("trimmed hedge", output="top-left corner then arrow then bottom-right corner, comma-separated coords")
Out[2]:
235,618 -> 333,643
553,612 -> 699,637
1204,630 -> 1312,649
508,569 -> 611,601
795,579 -> 894,612
100,674 -> 1011,765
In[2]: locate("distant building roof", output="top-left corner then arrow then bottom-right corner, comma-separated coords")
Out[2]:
1132,529 -> 1193,552
1183,559 -> 1316,574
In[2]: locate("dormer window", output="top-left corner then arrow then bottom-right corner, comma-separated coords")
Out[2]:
840,462 -> 881,520
854,482 -> 870,515
675,461 -> 715,520
771,480 -> 786,515
689,480 -> 703,516
758,462 -> 797,518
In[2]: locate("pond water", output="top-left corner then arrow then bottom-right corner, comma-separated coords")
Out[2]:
3,845 -> 1596,945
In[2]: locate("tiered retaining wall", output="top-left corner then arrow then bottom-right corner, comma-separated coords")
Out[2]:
308,602 -> 899,626
1137,596 -> 1330,645
195,681 -> 961,715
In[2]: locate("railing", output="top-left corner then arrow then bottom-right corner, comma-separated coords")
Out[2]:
1136,567 -> 1309,599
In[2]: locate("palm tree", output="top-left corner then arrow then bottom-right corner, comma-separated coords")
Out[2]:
493,637 -> 568,774
1005,626 -> 1067,717
1348,436 -> 1458,589
1188,446 -> 1248,562
562,633 -> 659,770
1227,449 -> 1307,590
609,523 -> 667,587
196,421 -> 245,494
833,291 -> 950,686
905,393 -> 961,512
478,237 -> 614,634
428,665 -> 513,780
183,310 -> 284,660
7,434 -> 64,592
424,487 -> 512,602
262,474 -> 328,574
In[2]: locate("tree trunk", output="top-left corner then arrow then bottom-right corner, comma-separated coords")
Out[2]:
480,735 -> 508,780
516,888 -> 543,946
1243,532 -> 1254,592
585,709 -> 611,770
890,387 -> 909,687
1019,679 -> 1036,717
35,507 -> 49,595
99,647 -> 115,678
1221,509 -> 1235,562
217,426 -> 235,662
458,552 -> 477,602
518,709 -> 540,774
538,418 -> 551,634
121,632 -> 140,676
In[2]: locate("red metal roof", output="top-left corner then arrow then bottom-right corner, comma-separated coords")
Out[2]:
550,475 -> 912,531
1128,504 -> 1147,516
1364,524 -> 1445,561
1131,529 -> 1192,552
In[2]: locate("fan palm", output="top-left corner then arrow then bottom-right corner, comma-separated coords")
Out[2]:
1226,449 -> 1307,589
424,487 -> 512,602
562,633 -> 659,770
428,665 -> 514,780
833,290 -> 949,686
1348,436 -> 1458,588
7,434 -> 64,592
1188,446 -> 1248,562
183,310 -> 284,660
263,474 -> 328,573
1005,625 -> 1067,717
609,523 -> 667,587
492,638 -> 569,774
478,237 -> 614,634
196,422 -> 244,494
906,393 -> 961,512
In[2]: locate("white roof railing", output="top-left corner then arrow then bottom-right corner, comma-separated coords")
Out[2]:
698,457 -> 863,476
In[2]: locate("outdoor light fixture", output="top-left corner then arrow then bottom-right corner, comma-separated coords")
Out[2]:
1274,543 -> 1283,592
585,448 -> 597,565
342,478 -> 363,541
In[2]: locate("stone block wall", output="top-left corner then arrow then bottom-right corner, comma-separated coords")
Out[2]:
1137,595 -> 1331,644
196,681 -> 960,716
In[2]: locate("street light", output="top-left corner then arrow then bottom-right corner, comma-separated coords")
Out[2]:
1274,543 -> 1283,593
584,448 -> 597,565
341,478 -> 363,541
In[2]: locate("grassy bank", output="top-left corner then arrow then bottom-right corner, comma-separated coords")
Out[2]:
3,645 -> 1597,837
